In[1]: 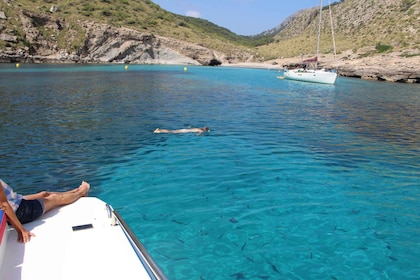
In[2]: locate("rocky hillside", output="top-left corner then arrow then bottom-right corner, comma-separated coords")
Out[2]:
0,0 -> 257,65
257,0 -> 419,59
0,0 -> 419,82
263,0 -> 419,83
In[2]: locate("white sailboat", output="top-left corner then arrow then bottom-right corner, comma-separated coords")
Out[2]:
283,0 -> 338,85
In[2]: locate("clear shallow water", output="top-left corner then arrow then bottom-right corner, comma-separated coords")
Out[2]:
0,64 -> 419,279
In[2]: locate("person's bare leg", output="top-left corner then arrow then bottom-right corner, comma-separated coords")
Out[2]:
23,183 -> 88,200
154,128 -> 174,133
41,181 -> 90,213
23,191 -> 49,200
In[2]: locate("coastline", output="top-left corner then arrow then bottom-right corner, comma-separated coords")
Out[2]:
221,62 -> 280,70
2,51 -> 419,83
222,51 -> 420,83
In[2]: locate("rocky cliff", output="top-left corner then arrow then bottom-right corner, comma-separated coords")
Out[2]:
0,9 -> 245,65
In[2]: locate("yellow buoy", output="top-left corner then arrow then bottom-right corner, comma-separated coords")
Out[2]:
15,63 -> 20,68
184,67 -> 187,72
124,65 -> 128,70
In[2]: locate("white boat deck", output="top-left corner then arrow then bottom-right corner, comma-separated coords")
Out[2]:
0,197 -> 164,280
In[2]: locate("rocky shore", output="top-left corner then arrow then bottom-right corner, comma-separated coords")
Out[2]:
2,41 -> 418,84
318,50 -> 420,83
226,50 -> 420,83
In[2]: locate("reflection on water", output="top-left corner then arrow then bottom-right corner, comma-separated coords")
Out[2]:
335,91 -> 419,146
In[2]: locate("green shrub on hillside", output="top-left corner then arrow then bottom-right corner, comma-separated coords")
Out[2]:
376,43 -> 393,53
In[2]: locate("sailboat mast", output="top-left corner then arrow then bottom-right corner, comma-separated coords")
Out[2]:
316,0 -> 323,69
328,0 -> 337,60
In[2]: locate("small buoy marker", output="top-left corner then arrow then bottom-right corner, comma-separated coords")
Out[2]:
184,67 -> 187,72
124,65 -> 128,70
15,63 -> 20,68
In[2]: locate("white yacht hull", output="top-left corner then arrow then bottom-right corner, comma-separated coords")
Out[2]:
284,69 -> 337,85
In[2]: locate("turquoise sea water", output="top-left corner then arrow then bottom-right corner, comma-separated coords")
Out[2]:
0,64 -> 419,279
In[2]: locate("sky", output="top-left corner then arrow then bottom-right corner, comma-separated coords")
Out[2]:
152,0 -> 326,35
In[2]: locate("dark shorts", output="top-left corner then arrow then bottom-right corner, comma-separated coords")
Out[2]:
15,199 -> 45,224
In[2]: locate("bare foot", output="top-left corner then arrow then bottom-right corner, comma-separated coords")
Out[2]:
78,181 -> 90,197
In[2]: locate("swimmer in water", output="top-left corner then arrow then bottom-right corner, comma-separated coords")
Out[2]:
154,127 -> 210,135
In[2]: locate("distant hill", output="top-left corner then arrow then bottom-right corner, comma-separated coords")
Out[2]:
258,0 -> 419,59
0,0 -> 418,63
